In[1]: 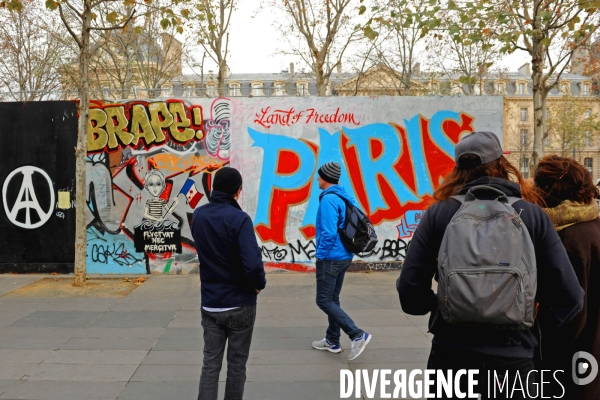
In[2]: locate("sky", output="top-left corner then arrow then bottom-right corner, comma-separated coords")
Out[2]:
188,1 -> 532,76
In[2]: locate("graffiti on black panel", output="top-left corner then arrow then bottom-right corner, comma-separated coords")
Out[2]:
2,166 -> 55,229
133,170 -> 189,253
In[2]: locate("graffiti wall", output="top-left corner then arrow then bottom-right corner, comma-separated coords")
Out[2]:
232,97 -> 503,271
0,96 -> 502,274
86,98 -> 230,274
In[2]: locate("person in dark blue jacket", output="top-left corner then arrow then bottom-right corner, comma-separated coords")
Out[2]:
398,132 -> 584,398
311,161 -> 372,361
191,167 -> 266,400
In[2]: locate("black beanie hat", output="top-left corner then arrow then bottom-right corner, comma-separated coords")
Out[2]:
213,167 -> 243,196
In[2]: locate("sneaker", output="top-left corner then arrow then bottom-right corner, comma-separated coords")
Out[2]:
312,338 -> 342,353
348,332 -> 372,361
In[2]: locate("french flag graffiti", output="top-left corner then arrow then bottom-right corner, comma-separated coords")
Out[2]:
179,178 -> 203,209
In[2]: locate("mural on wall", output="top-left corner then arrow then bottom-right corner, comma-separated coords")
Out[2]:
232,96 -> 504,271
0,96 -> 502,274
85,98 -> 229,274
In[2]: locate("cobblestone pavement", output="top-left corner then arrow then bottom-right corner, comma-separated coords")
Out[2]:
0,271 -> 430,400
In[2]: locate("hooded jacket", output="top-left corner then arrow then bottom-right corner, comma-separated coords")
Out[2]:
398,177 -> 584,358
316,185 -> 355,261
538,215 -> 600,399
191,190 -> 266,308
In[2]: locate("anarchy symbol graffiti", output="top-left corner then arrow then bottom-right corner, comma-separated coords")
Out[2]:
2,166 -> 55,229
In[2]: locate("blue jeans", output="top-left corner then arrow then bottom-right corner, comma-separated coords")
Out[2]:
316,259 -> 364,345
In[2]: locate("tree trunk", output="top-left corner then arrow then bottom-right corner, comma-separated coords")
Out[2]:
530,1 -> 546,167
125,54 -> 132,99
531,66 -> 546,166
218,58 -> 227,98
315,59 -> 326,96
73,0 -> 91,287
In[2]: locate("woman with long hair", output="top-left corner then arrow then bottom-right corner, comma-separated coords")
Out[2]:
397,132 -> 584,399
533,155 -> 600,400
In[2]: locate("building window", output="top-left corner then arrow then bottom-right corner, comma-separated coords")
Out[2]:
207,85 -> 216,97
518,83 -> 526,95
520,108 -> 528,122
586,131 -> 593,147
229,84 -> 240,97
584,157 -> 593,174
252,83 -> 262,96
520,157 -> 530,178
184,85 -> 193,97
520,129 -> 528,146
585,109 -> 592,118
102,86 -> 110,99
544,135 -> 550,147
560,82 -> 570,94
431,82 -> 440,93
297,83 -> 308,96
496,83 -> 504,95
274,83 -> 285,96
161,85 -> 172,97
582,83 -> 590,96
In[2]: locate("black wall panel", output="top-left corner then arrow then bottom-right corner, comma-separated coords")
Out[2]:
0,102 -> 77,272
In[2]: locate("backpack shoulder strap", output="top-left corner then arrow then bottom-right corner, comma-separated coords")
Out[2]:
323,192 -> 351,207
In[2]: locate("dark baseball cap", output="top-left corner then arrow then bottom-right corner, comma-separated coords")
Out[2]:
454,131 -> 503,166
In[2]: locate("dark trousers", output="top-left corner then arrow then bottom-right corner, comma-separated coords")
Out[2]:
427,346 -> 536,399
316,259 -> 363,344
198,306 -> 256,400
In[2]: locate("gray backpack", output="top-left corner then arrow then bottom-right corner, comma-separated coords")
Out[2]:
437,185 -> 537,330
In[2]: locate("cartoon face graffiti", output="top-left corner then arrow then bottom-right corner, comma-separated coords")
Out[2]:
142,170 -> 179,223
145,171 -> 165,198
134,169 -> 182,254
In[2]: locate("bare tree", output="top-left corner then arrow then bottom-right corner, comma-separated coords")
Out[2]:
58,0 -> 187,100
423,7 -> 500,96
363,0 -> 428,95
47,0 -> 137,286
415,0 -> 600,166
191,0 -> 235,95
0,0 -> 67,101
263,0 -> 363,96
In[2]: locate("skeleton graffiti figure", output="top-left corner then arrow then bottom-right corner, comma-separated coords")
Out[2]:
142,170 -> 179,223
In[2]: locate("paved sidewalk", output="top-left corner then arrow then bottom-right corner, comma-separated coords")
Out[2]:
0,271 -> 430,400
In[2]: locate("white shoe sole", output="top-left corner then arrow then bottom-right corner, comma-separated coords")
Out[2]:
348,334 -> 372,361
312,344 -> 342,353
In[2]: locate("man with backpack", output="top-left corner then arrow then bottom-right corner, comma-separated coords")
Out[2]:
311,161 -> 373,361
397,132 -> 584,398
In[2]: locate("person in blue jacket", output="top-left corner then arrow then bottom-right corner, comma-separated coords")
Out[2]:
311,161 -> 372,361
191,167 -> 266,400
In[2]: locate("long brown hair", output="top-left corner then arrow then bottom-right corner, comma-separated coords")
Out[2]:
534,155 -> 600,208
433,155 -> 542,203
